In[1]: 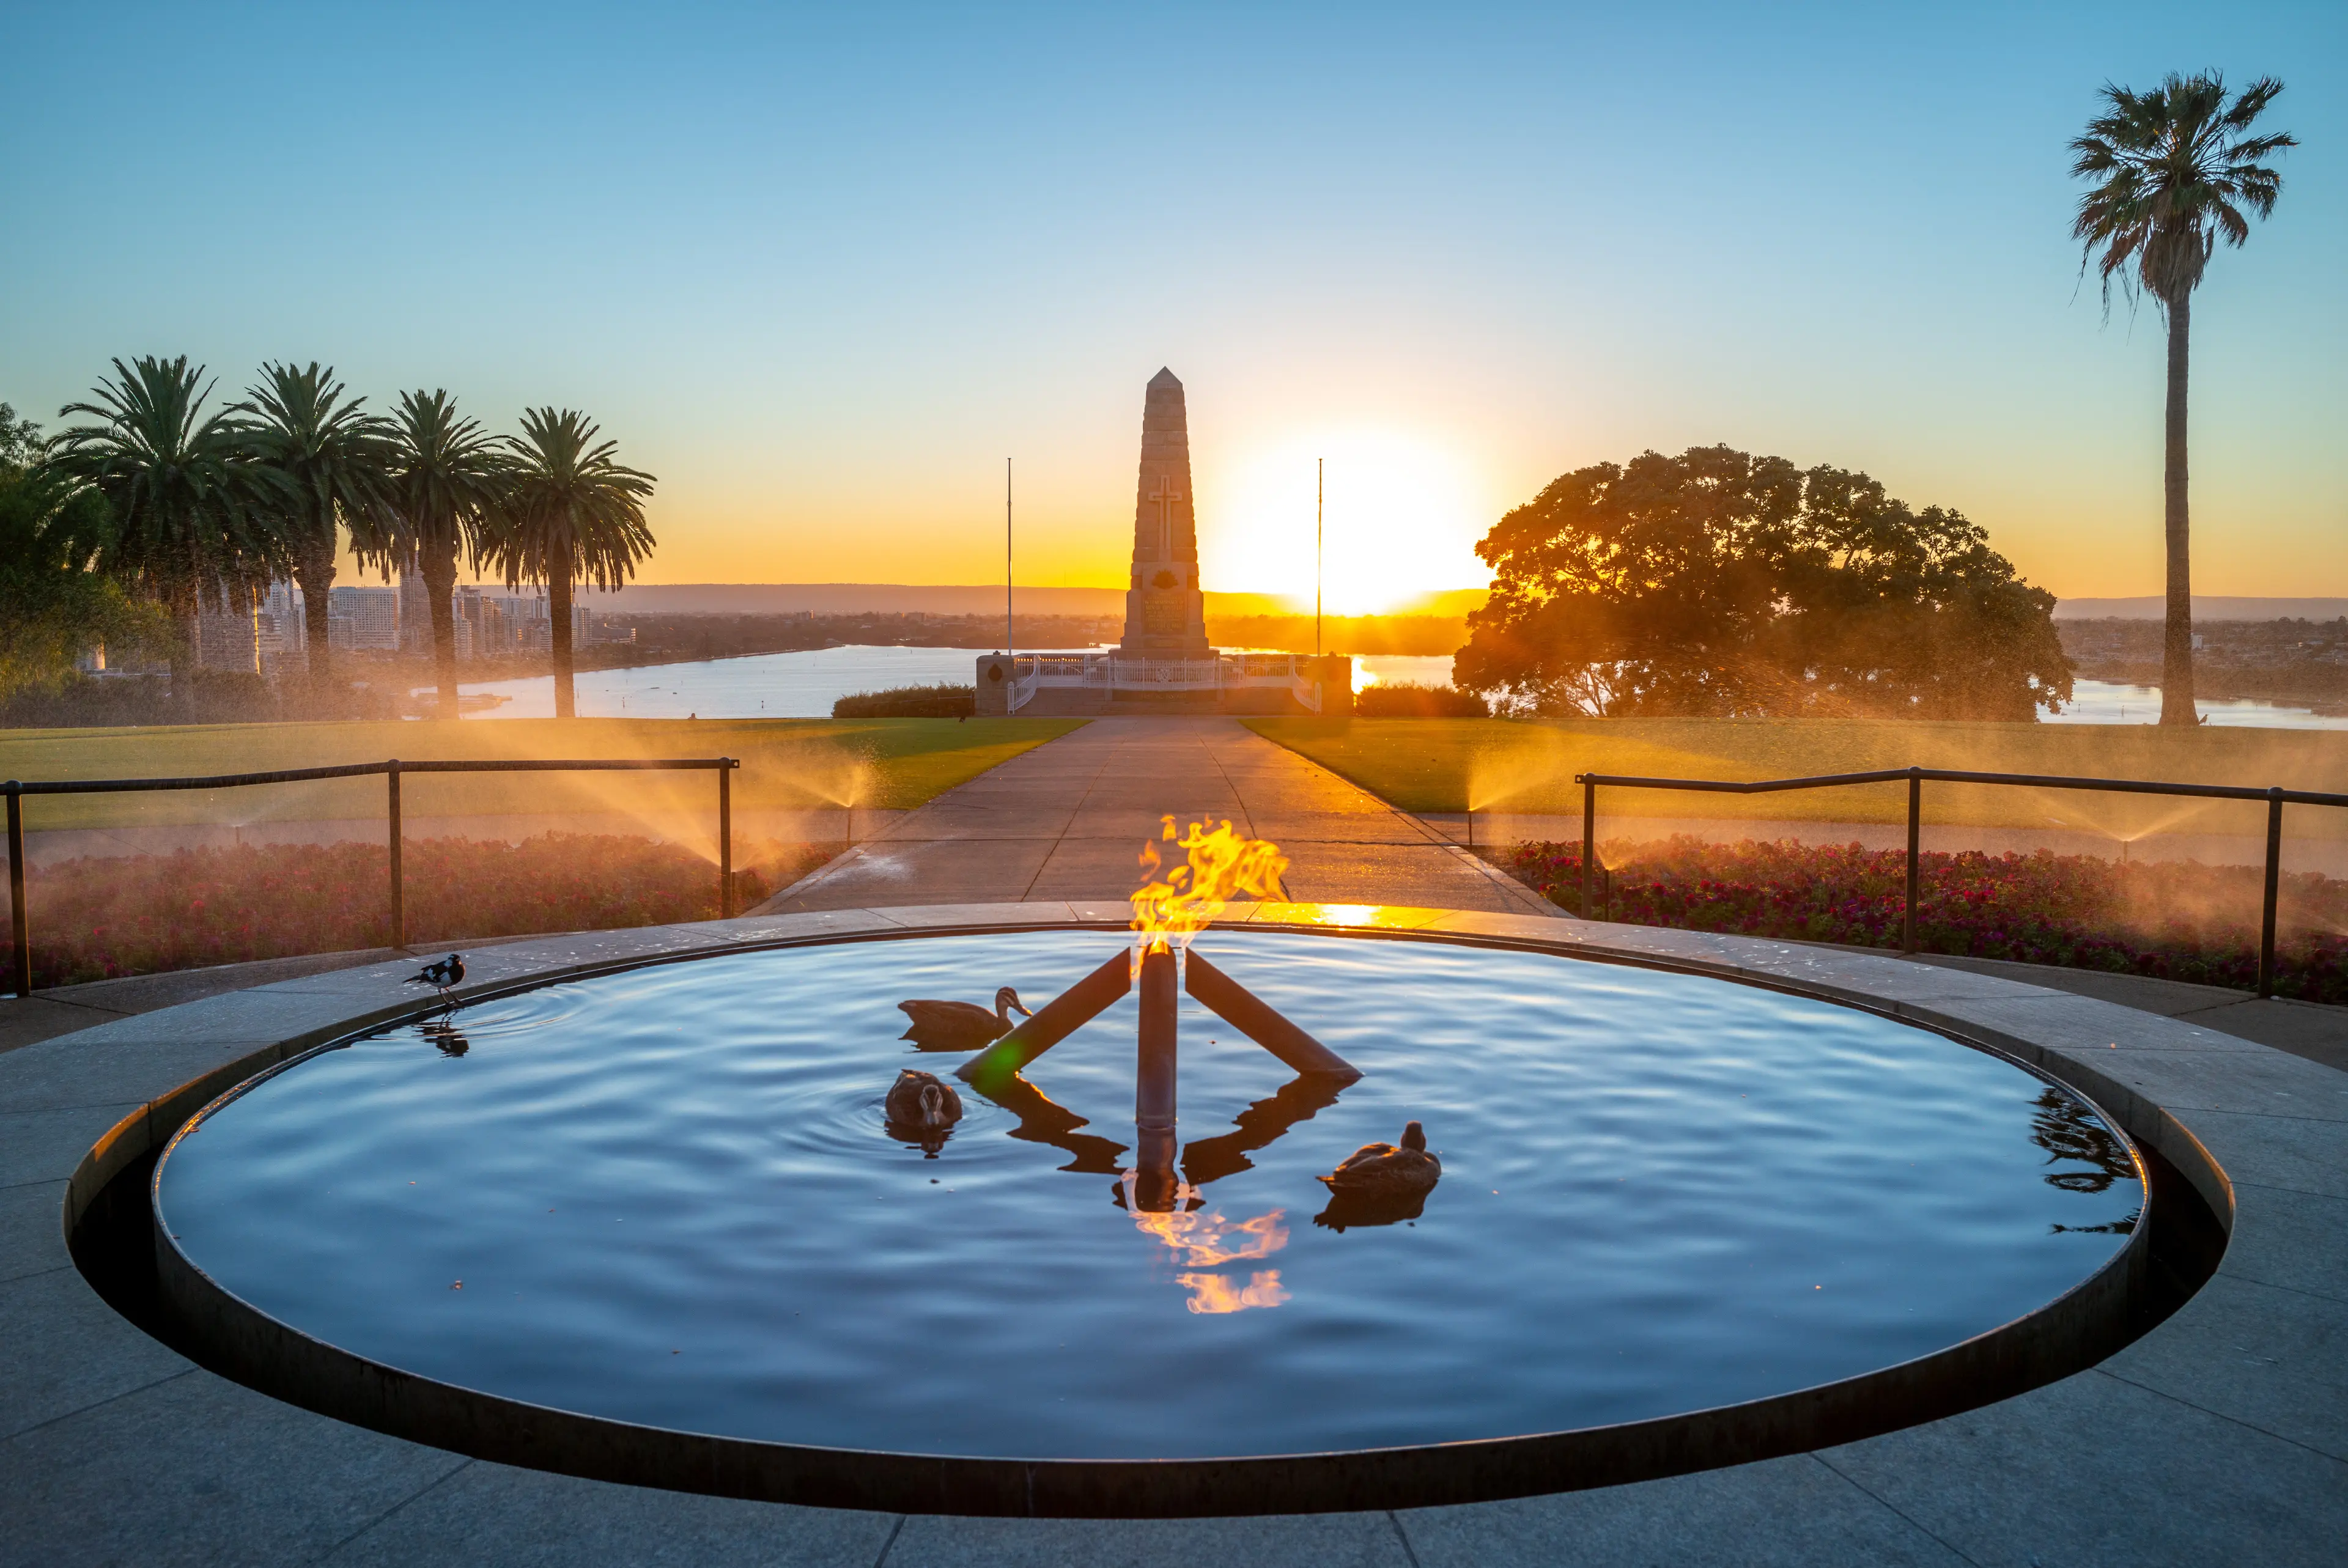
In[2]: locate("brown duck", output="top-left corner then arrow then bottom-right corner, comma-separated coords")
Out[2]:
1318,1121 -> 1441,1196
884,1069 -> 964,1130
897,987 -> 1031,1051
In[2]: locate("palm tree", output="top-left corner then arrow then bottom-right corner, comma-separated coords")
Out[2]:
371,391 -> 508,718
2071,73 -> 2294,726
478,408 -> 655,717
49,357 -> 287,713
238,363 -> 396,693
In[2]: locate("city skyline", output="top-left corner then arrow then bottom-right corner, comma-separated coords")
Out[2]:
5,2 -> 2341,609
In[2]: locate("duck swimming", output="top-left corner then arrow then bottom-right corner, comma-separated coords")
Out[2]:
884,1069 -> 964,1131
897,987 -> 1032,1051
1318,1121 -> 1441,1196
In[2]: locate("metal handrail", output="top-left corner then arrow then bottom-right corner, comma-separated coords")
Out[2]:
1568,764 -> 2328,998
3,756 -> 740,997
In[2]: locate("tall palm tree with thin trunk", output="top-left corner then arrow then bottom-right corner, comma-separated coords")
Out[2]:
2071,72 -> 2293,726
238,363 -> 396,696
50,357 -> 287,715
371,391 -> 508,718
478,408 -> 655,718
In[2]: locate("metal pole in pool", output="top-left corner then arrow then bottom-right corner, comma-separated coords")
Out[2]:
387,760 -> 405,951
1005,457 -> 1014,671
1134,944 -> 1180,1212
718,759 -> 735,919
6,783 -> 28,997
1581,775 -> 1597,920
1904,767 -> 1921,954
2259,787 -> 2283,998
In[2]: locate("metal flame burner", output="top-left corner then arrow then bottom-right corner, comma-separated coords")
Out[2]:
151,925 -> 2152,1516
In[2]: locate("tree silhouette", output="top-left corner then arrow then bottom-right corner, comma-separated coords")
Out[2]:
2071,73 -> 2294,726
478,409 -> 655,718
1454,446 -> 2070,718
50,358 -> 286,713
373,391 -> 508,717
238,363 -> 396,694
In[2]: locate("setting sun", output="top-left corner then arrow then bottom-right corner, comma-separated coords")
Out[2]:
1201,429 -> 1495,614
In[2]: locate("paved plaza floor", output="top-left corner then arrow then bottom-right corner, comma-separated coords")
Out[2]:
756,716 -> 1556,917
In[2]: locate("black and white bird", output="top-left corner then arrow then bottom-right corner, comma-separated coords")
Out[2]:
407,953 -> 466,1003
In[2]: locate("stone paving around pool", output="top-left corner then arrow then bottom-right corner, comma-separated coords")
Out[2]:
4,900 -> 2346,1566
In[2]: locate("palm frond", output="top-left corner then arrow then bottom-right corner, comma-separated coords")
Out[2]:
2069,70 -> 2295,312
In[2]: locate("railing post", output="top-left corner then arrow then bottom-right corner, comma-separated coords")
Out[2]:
1581,775 -> 1597,921
718,759 -> 735,918
6,783 -> 28,998
386,760 -> 405,951
2259,787 -> 2283,999
1904,767 -> 1921,955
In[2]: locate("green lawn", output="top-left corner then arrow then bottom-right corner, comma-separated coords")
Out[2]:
0,716 -> 1087,831
1246,716 -> 2348,841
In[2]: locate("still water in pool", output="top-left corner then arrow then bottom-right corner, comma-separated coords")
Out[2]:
157,930 -> 2139,1459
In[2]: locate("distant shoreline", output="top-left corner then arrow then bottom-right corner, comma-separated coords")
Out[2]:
556,584 -> 2347,624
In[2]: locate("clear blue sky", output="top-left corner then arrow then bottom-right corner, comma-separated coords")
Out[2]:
3,1 -> 2339,605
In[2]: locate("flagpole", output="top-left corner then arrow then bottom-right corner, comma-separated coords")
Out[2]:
1315,457 -> 1324,659
1005,458 -> 1014,664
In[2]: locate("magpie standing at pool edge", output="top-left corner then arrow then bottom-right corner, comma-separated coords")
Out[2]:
408,953 -> 466,1004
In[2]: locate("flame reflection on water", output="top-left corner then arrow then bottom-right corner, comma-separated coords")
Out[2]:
1176,1272 -> 1291,1314
1120,1170 -> 1292,1313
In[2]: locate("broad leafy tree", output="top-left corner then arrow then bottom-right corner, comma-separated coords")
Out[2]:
2071,73 -> 2294,726
1453,445 -> 2070,720
477,408 -> 655,717
0,403 -> 163,700
371,391 -> 508,717
238,363 -> 396,691
49,358 -> 286,712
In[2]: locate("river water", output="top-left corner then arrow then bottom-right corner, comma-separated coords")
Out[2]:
453,646 -> 2348,729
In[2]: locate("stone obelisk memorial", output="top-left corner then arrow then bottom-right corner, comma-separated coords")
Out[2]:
973,368 -> 1346,716
1113,369 -> 1211,661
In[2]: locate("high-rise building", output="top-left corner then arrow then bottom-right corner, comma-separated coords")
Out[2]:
196,589 -> 262,672
397,556 -> 438,655
455,586 -> 510,660
264,582 -> 305,652
328,586 -> 401,650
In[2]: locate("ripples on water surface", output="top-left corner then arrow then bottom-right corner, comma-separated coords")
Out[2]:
158,930 -> 2140,1459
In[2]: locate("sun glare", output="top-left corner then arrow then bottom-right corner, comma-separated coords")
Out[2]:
1200,430 -> 1493,615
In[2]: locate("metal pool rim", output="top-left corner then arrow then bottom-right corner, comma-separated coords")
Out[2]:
142,919 -> 2158,1518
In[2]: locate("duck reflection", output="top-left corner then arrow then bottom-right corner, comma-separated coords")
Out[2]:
882,1069 -> 964,1157
2029,1088 -> 2137,1194
896,987 -> 1032,1052
1314,1185 -> 1431,1232
419,1020 -> 470,1058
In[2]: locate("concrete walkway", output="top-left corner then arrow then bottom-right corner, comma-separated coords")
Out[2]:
759,717 -> 1552,917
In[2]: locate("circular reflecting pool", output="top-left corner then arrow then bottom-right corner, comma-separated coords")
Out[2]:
155,929 -> 2142,1460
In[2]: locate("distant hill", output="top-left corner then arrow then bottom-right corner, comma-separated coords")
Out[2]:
2054,596 -> 2348,622
580,583 -> 1489,618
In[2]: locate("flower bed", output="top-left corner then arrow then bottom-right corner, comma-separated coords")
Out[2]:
6,834 -> 831,990
1507,836 -> 2348,1003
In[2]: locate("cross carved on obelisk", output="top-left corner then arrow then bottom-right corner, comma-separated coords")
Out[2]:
1146,474 -> 1181,559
